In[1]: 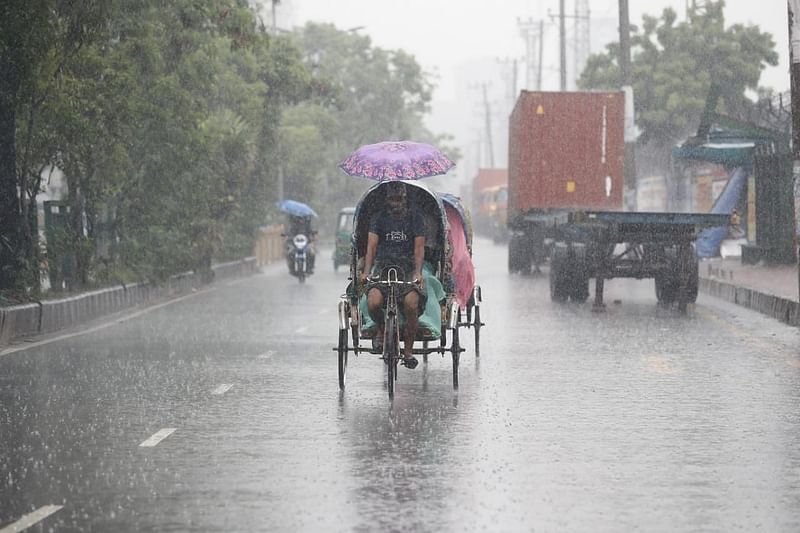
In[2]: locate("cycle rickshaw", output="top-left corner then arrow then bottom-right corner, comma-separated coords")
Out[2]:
335,181 -> 482,398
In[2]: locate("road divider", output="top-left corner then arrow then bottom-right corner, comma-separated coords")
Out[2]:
0,258 -> 258,347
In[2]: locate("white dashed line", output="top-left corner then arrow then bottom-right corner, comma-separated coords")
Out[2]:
139,428 -> 177,447
294,326 -> 309,334
318,308 -> 329,315
257,350 -> 276,360
211,384 -> 233,395
0,505 -> 63,532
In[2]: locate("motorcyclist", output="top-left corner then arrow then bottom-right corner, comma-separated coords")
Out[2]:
285,214 -> 316,274
359,181 -> 425,369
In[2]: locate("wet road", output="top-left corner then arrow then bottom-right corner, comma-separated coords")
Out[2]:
2,238 -> 800,532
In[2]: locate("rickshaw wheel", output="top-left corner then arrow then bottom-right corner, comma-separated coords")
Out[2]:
385,315 -> 399,399
451,326 -> 460,390
473,305 -> 481,358
350,323 -> 359,353
338,328 -> 348,390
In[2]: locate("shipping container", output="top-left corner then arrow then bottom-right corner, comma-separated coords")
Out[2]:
508,90 -> 625,215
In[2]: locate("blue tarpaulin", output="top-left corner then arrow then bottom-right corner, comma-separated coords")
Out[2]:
695,166 -> 748,258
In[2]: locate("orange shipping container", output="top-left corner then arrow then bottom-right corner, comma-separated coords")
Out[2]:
508,91 -> 625,215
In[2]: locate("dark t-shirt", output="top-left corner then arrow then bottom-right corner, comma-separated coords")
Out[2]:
369,208 -> 425,265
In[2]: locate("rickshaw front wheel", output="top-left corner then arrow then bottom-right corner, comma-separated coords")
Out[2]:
385,315 -> 399,399
338,328 -> 348,390
451,326 -> 460,390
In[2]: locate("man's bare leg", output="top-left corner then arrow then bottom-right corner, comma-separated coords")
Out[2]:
403,292 -> 420,367
367,288 -> 385,348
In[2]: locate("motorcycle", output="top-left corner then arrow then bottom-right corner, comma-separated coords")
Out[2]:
285,232 -> 315,283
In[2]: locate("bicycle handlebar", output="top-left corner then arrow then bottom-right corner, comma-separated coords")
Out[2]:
366,276 -> 420,286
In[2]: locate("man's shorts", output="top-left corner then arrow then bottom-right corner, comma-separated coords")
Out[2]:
367,259 -> 427,314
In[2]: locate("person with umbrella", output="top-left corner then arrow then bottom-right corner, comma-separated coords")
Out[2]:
278,200 -> 318,275
359,181 -> 425,369
340,140 -> 454,370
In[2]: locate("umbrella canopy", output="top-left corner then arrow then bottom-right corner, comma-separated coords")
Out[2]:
339,140 -> 455,181
277,199 -> 318,218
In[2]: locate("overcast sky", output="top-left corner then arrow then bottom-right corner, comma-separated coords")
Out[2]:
281,0 -> 789,95
273,0 -> 791,186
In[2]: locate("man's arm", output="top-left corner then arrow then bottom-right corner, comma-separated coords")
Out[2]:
413,235 -> 425,284
361,231 -> 379,283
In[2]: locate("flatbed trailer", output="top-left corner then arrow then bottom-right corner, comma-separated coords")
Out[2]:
511,209 -> 731,312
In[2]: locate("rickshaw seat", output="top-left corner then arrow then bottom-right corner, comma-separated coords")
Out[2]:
358,261 -> 445,340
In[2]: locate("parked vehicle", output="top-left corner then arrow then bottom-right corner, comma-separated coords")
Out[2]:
507,90 -> 730,311
332,207 -> 355,272
472,168 -> 508,242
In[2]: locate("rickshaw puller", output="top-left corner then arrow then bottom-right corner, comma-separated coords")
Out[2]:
360,181 -> 426,370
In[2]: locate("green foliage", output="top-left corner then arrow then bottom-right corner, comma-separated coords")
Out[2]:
578,0 -> 778,147
2,3 -> 456,297
284,23 -> 451,227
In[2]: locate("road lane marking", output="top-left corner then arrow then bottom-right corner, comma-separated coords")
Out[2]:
139,428 -> 177,447
294,326 -> 309,334
318,308 -> 328,315
212,384 -> 233,395
641,355 -> 682,375
0,505 -> 63,532
257,350 -> 276,359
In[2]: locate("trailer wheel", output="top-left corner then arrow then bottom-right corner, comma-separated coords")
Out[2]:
570,274 -> 590,303
549,243 -> 569,301
655,246 -> 679,304
677,244 -> 699,307
655,275 -> 678,304
508,234 -> 529,273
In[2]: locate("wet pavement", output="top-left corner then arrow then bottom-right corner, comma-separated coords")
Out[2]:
1,239 -> 800,531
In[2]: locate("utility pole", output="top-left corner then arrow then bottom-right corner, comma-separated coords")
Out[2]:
789,0 -> 800,301
619,0 -> 637,211
482,83 -> 496,168
277,166 -> 284,203
271,0 -> 279,32
497,57 -> 519,106
559,0 -> 566,91
574,0 -> 591,87
518,18 -> 545,90
538,20 -> 544,90
468,83 -> 496,168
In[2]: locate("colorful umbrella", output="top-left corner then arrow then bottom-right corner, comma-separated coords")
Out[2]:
277,199 -> 318,218
339,141 -> 455,181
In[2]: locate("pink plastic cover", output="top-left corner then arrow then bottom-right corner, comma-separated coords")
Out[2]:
445,205 -> 475,308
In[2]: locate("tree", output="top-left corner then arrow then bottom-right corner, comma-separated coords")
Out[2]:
578,0 -> 778,148
0,0 -> 108,297
286,23 -> 454,223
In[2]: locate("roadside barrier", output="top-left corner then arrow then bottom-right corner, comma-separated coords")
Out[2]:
254,224 -> 285,267
699,277 -> 800,327
0,257 -> 258,347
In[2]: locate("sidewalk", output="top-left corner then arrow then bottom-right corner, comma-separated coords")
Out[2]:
698,256 -> 799,326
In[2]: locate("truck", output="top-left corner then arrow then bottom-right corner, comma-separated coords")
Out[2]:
507,90 -> 729,311
471,168 -> 508,242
